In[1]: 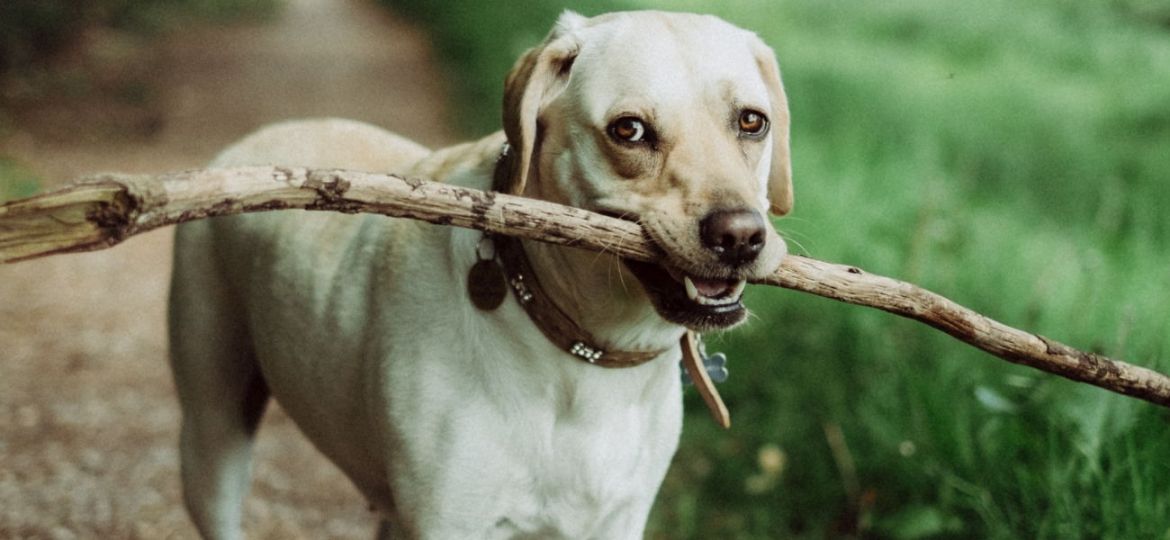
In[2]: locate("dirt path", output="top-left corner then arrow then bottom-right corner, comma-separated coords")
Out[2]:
0,0 -> 454,537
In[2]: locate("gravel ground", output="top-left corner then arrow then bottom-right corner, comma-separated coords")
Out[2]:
0,0 -> 454,537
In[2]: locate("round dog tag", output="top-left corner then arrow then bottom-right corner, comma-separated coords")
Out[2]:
468,259 -> 507,311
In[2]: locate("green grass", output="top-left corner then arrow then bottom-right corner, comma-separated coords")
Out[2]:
390,1 -> 1170,537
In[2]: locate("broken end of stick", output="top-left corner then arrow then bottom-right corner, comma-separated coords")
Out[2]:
0,180 -> 138,263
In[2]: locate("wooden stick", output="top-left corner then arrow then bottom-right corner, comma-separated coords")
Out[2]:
2,166 -> 1168,407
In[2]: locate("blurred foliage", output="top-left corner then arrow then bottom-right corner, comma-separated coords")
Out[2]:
389,0 -> 1170,538
0,0 -> 277,200
385,0 -> 624,131
0,158 -> 41,202
0,0 -> 278,74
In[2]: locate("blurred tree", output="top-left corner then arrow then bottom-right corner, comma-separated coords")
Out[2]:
0,1 -> 87,73
0,0 -> 277,75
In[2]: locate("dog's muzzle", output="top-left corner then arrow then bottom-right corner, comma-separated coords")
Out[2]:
700,209 -> 767,267
621,208 -> 771,331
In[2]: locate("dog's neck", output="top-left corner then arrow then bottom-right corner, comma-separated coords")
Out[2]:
489,141 -> 730,426
490,144 -> 686,360
495,235 -> 673,365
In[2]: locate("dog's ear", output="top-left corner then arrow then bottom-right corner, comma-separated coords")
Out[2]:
750,37 -> 794,216
500,12 -> 584,195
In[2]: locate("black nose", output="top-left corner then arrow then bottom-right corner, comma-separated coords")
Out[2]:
700,209 -> 766,266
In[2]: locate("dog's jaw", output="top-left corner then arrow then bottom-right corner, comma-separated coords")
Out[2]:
621,258 -> 749,331
582,204 -> 786,332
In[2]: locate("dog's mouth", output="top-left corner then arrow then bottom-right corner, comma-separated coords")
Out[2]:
622,258 -> 748,331
592,208 -> 750,331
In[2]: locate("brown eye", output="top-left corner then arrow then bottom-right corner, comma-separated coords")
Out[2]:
738,110 -> 768,136
609,117 -> 649,143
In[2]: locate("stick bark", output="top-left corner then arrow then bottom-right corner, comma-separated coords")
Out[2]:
2,166 -> 1168,407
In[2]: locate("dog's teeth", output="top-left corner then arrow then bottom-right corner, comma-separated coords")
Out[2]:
684,276 -> 699,301
698,295 -> 732,307
684,276 -> 747,306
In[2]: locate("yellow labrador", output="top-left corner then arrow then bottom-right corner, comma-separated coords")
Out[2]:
169,10 -> 792,539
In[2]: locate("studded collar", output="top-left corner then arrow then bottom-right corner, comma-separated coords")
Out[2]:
492,232 -> 669,367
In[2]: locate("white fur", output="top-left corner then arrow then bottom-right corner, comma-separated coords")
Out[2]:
169,11 -> 791,539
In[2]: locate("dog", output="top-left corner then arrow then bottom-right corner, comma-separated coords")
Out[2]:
168,10 -> 792,539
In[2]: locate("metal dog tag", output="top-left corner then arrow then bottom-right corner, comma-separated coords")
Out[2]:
680,331 -> 731,429
468,235 -> 507,311
680,338 -> 729,385
702,352 -> 729,383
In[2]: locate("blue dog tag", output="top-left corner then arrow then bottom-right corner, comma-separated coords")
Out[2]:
704,352 -> 729,383
680,342 -> 729,386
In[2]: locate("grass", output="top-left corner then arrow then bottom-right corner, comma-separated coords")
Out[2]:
387,0 -> 1170,537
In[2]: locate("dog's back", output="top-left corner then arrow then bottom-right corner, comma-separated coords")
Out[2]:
167,118 -> 431,537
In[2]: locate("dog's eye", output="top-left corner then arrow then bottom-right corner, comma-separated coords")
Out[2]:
609,117 -> 649,143
738,110 -> 769,137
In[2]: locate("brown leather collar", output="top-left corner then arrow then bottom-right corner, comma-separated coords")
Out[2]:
494,233 -> 668,367
492,142 -> 667,366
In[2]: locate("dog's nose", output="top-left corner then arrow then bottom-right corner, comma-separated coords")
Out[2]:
700,209 -> 767,266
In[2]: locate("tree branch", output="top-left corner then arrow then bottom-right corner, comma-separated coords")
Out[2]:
2,166 -> 1168,408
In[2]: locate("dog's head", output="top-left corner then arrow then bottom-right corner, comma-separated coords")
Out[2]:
501,11 -> 793,332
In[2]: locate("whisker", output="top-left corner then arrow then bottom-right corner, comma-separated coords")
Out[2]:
589,209 -> 643,259
611,255 -> 631,295
781,233 -> 813,258
781,229 -> 816,246
772,216 -> 819,257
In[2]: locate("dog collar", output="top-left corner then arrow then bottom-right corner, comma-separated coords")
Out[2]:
482,142 -> 731,426
493,233 -> 667,367
484,142 -> 663,366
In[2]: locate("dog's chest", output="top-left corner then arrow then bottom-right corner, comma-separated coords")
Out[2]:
473,366 -> 682,537
493,411 -> 667,536
375,326 -> 682,538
